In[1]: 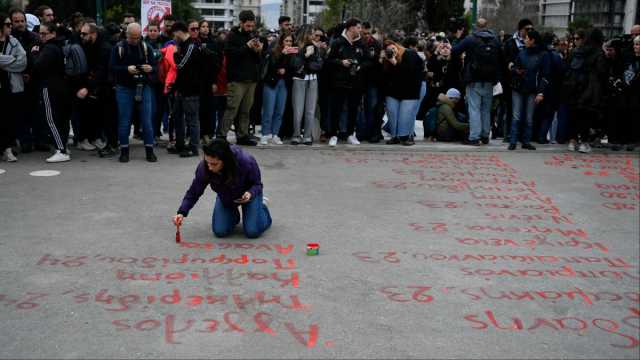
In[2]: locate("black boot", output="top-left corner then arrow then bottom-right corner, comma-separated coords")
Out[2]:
119,147 -> 129,163
145,146 -> 157,162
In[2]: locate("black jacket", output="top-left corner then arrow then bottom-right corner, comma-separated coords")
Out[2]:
109,40 -> 158,89
382,49 -> 424,100
78,35 -> 112,96
326,31 -> 370,90
263,50 -> 293,87
174,37 -> 207,96
290,44 -> 324,79
363,36 -> 383,88
32,38 -> 69,97
224,26 -> 263,83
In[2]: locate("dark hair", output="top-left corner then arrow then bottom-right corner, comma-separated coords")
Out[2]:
199,19 -> 209,27
274,30 -> 293,57
122,13 -> 135,20
362,22 -> 372,30
148,20 -> 161,29
278,16 -> 291,25
40,21 -> 57,34
584,28 -> 604,48
171,22 -> 188,33
187,19 -> 199,27
403,36 -> 418,48
35,5 -> 52,18
8,8 -> 26,19
202,139 -> 237,184
344,18 -> 361,30
239,10 -> 256,23
541,31 -> 556,47
517,18 -> 533,30
163,14 -> 176,22
105,23 -> 121,36
525,29 -> 541,45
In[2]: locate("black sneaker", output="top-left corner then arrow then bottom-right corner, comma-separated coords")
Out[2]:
99,147 -> 117,158
463,139 -> 481,146
119,147 -> 130,163
369,135 -> 382,144
236,136 -> 257,146
145,147 -> 157,162
179,149 -> 197,158
386,137 -> 400,145
522,143 -> 536,150
627,145 -> 636,151
481,137 -> 490,145
610,144 -> 622,151
402,138 -> 415,146
303,140 -> 313,146
508,143 -> 517,151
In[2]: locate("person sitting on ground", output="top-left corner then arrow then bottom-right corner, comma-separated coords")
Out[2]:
173,139 -> 272,239
435,88 -> 469,142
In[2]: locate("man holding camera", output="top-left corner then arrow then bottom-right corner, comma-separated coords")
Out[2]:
216,10 -> 263,146
109,22 -> 158,163
326,18 -> 370,147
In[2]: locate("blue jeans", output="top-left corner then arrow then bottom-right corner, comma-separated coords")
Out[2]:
261,80 -> 287,136
409,81 -> 427,136
510,91 -> 536,145
357,86 -> 379,140
466,82 -> 493,141
116,85 -> 155,146
385,96 -> 419,138
212,194 -> 272,239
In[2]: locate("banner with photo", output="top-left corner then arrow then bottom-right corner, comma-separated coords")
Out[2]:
141,0 -> 172,34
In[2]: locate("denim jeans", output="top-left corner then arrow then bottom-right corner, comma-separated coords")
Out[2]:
466,82 -> 493,141
385,96 -> 420,138
357,86 -> 382,141
261,80 -> 287,137
330,88 -> 362,139
510,91 -> 536,145
173,94 -> 200,150
409,81 -> 427,136
212,194 -> 272,239
116,85 -> 155,146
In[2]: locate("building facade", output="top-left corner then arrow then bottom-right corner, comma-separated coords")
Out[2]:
280,0 -> 326,25
235,0 -> 262,25
541,0 -> 639,37
191,0 -> 236,30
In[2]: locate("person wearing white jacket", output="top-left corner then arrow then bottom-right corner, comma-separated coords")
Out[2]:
0,14 -> 27,162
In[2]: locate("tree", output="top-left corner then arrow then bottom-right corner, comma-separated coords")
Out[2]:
568,17 -> 592,34
488,0 -> 523,33
423,0 -> 465,32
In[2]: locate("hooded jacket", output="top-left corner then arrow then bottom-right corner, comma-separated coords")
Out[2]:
436,93 -> 468,140
32,38 -> 69,96
511,45 -> 551,95
452,29 -> 504,84
174,37 -> 209,96
224,26 -> 263,83
326,29 -> 370,90
0,35 -> 27,93
177,145 -> 263,215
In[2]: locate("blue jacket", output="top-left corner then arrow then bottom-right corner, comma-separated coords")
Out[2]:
452,29 -> 504,84
178,145 -> 263,215
512,45 -> 551,95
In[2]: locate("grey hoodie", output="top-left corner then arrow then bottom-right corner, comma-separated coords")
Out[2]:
0,35 -> 27,93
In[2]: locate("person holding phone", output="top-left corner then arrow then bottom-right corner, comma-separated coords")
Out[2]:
173,139 -> 272,239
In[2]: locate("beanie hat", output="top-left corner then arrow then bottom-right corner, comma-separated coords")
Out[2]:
446,88 -> 461,99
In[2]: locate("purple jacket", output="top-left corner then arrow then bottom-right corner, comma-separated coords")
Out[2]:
178,145 -> 263,216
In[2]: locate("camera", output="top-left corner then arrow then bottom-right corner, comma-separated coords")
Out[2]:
133,66 -> 146,102
384,48 -> 395,59
349,59 -> 359,76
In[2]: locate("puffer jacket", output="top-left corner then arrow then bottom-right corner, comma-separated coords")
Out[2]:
326,30 -> 370,90
0,35 -> 27,93
159,44 -> 177,94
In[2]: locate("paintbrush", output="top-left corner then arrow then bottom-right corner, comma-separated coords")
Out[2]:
175,223 -> 182,243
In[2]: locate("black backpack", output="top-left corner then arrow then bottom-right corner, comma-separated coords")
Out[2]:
470,34 -> 500,82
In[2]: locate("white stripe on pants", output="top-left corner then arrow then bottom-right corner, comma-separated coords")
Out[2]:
43,88 -> 64,151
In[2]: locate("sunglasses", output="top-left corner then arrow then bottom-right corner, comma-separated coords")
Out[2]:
3,22 -> 11,27
189,27 -> 199,31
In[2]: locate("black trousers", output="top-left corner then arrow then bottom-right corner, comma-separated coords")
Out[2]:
0,92 -> 18,150
329,88 -> 362,139
40,87 -> 71,152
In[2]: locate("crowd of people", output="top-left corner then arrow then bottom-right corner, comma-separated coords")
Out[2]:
1,6 -> 639,164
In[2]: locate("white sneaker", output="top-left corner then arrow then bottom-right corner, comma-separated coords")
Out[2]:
272,136 -> 283,145
260,135 -> 271,145
347,135 -> 360,145
328,136 -> 338,147
93,138 -> 106,150
567,142 -> 576,152
578,143 -> 592,153
3,148 -> 17,162
46,150 -> 71,163
77,139 -> 97,151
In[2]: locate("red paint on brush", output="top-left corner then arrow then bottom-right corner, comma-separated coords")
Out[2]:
176,225 -> 182,243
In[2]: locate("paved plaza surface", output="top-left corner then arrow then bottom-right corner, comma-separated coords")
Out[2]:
1,144 -> 639,359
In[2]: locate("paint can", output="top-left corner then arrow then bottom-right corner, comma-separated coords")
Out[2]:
306,243 -> 319,256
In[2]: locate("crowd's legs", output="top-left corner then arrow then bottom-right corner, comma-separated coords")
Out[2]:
261,79 -> 287,144
291,78 -> 318,144
115,85 -> 156,162
466,82 -> 493,143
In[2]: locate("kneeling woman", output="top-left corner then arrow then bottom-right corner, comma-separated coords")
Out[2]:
173,139 -> 272,238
